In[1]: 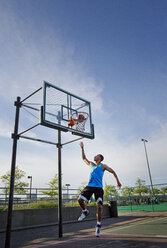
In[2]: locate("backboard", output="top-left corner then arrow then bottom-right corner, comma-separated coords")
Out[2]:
40,81 -> 94,139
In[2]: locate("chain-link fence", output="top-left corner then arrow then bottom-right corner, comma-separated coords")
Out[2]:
0,187 -> 79,208
0,183 -> 167,212
109,183 -> 167,212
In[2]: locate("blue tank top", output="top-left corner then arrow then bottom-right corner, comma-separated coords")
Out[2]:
88,163 -> 104,188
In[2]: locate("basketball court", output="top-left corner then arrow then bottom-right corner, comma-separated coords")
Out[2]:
3,82 -> 167,248
1,212 -> 167,247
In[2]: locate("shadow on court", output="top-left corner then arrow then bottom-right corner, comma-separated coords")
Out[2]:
0,212 -> 167,248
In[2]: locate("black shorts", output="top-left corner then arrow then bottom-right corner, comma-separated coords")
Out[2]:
79,186 -> 104,204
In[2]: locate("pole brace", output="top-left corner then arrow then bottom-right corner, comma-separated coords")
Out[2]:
11,133 -> 20,140
14,97 -> 22,108
57,143 -> 62,149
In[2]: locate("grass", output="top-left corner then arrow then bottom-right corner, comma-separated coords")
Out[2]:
0,200 -> 97,211
0,201 -> 59,211
1,201 -> 167,212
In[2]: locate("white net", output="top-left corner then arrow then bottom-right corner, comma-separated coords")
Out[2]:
71,112 -> 89,132
75,120 -> 87,132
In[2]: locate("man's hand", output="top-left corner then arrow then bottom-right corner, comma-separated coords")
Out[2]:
117,181 -> 122,189
79,142 -> 91,166
80,142 -> 84,148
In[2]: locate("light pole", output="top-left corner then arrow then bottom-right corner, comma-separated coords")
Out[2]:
65,184 -> 70,199
27,176 -> 32,200
141,139 -> 154,197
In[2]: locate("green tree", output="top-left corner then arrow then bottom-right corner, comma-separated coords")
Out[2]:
78,181 -> 87,194
160,187 -> 167,195
40,174 -> 59,198
1,166 -> 28,194
133,178 -> 149,196
121,186 -> 134,198
104,185 -> 119,198
152,188 -> 160,195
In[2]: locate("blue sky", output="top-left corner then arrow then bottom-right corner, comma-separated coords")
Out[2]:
0,0 -> 167,189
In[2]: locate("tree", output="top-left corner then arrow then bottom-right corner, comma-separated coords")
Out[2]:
40,174 -> 59,198
121,186 -> 134,198
1,166 -> 29,194
160,187 -> 167,195
78,181 -> 87,194
104,185 -> 119,199
133,178 -> 149,196
152,188 -> 160,195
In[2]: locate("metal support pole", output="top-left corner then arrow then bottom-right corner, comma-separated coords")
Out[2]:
62,137 -> 83,146
28,176 -> 32,200
5,97 -> 21,248
141,139 -> 154,211
65,184 -> 70,200
20,87 -> 42,103
19,135 -> 58,146
18,123 -> 39,136
128,188 -> 133,212
30,178 -> 32,199
57,112 -> 63,238
5,188 -> 8,207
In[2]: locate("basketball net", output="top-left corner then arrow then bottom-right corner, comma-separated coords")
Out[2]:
69,112 -> 89,132
75,119 -> 87,132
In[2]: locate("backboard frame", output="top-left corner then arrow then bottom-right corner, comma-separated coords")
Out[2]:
40,81 -> 94,139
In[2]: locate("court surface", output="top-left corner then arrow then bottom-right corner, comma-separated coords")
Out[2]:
0,212 -> 167,248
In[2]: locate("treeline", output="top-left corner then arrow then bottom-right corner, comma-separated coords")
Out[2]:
1,167 -> 167,198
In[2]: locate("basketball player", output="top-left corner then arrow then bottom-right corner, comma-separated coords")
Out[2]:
78,142 -> 122,237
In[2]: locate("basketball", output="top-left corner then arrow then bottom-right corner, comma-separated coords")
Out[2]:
68,117 -> 75,127
78,114 -> 85,122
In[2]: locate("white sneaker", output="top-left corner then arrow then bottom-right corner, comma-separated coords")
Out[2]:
95,224 -> 101,237
78,210 -> 89,221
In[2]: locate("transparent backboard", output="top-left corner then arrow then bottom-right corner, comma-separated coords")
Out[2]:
40,81 -> 94,139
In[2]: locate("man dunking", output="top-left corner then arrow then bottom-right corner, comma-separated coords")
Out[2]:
78,142 -> 122,237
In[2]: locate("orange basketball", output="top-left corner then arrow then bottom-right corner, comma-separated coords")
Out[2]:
68,117 -> 75,127
78,114 -> 85,122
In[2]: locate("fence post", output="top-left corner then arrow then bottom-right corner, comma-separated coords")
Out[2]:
128,188 -> 133,212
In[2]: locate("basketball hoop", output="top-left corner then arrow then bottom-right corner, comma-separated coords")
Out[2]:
68,112 -> 89,132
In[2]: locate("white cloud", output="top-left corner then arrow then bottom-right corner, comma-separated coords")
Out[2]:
0,4 -> 104,115
0,119 -> 12,138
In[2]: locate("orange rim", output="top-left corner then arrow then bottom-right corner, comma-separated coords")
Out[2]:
70,112 -> 89,123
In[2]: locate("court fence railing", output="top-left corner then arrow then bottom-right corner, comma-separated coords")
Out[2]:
110,183 -> 167,212
0,183 -> 167,212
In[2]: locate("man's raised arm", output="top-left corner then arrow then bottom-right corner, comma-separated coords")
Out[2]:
80,142 -> 92,166
103,164 -> 122,189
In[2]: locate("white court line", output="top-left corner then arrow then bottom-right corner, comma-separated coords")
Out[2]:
156,235 -> 167,238
103,216 -> 167,233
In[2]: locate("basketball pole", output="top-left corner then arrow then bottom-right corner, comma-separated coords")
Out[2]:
57,112 -> 63,238
5,97 -> 21,248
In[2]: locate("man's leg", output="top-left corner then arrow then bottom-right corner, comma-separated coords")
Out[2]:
78,197 -> 86,210
96,202 -> 103,222
78,197 -> 90,221
95,188 -> 104,237
95,202 -> 103,237
95,188 -> 103,223
78,187 -> 91,221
